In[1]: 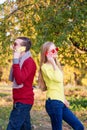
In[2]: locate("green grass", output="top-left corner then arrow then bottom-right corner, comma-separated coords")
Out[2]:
0,106 -> 12,130
68,97 -> 87,111
0,93 -> 8,97
0,84 -> 87,129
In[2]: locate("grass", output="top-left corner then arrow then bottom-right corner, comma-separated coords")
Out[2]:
0,84 -> 87,130
0,106 -> 11,130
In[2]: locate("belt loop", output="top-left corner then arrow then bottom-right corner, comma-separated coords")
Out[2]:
13,103 -> 16,109
48,98 -> 51,100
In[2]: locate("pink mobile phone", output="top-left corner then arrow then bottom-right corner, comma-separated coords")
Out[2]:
46,52 -> 54,58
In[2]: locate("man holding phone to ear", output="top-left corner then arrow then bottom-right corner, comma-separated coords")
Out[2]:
7,37 -> 36,130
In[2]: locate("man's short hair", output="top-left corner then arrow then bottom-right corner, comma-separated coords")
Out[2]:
17,37 -> 32,52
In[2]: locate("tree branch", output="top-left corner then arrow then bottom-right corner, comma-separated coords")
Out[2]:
5,3 -> 34,19
70,37 -> 87,54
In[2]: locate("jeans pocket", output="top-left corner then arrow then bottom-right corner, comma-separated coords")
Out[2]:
45,99 -> 64,115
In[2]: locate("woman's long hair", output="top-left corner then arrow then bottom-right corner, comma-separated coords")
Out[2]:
38,41 -> 62,91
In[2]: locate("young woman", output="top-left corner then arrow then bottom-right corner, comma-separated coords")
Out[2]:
38,41 -> 84,130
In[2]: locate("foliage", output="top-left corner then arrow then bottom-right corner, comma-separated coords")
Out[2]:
69,97 -> 87,110
0,0 -> 87,51
0,0 -> 87,85
81,74 -> 87,86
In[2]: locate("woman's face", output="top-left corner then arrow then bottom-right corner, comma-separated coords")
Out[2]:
47,44 -> 58,58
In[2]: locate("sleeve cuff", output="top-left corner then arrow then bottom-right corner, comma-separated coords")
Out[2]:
13,59 -> 19,64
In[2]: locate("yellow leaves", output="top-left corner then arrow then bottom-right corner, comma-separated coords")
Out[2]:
39,0 -> 50,7
79,0 -> 84,2
34,14 -> 41,23
29,26 -> 37,39
34,3 -> 40,11
81,74 -> 87,86
0,98 -> 6,106
30,26 -> 35,32
47,0 -> 50,5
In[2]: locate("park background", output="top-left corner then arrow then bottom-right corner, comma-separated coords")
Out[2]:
0,0 -> 87,129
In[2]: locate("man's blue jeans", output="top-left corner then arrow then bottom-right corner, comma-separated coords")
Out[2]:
6,102 -> 32,130
45,98 -> 84,130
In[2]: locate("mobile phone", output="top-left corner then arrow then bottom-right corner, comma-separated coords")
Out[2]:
17,47 -> 26,52
46,52 -> 54,58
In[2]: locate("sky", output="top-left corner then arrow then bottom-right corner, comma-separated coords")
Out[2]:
0,0 -> 6,4
0,0 -> 16,4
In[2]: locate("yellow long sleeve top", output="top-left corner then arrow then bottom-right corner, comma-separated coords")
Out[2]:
41,63 -> 65,103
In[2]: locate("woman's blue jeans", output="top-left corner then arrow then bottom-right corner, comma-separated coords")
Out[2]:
45,98 -> 84,130
6,102 -> 32,130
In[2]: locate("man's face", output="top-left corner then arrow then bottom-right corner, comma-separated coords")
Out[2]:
13,39 -> 23,51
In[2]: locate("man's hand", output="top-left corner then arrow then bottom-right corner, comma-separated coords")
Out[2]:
13,47 -> 26,59
13,50 -> 21,59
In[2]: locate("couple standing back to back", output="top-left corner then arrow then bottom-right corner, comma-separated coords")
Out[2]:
7,37 -> 84,130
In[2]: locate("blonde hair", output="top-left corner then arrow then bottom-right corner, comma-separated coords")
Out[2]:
38,41 -> 62,91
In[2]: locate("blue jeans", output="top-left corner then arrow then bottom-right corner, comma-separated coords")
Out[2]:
45,98 -> 84,130
6,102 -> 32,130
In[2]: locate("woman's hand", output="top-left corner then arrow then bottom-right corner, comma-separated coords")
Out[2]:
47,54 -> 58,70
47,54 -> 55,64
64,99 -> 70,107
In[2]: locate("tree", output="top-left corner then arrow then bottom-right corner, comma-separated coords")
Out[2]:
0,0 -> 87,85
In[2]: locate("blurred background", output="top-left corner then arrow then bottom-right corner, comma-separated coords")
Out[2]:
0,0 -> 87,129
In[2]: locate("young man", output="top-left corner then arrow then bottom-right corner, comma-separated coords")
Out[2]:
7,37 -> 36,130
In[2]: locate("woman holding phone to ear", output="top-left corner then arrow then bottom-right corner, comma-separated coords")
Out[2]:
38,41 -> 84,130
7,37 -> 36,130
